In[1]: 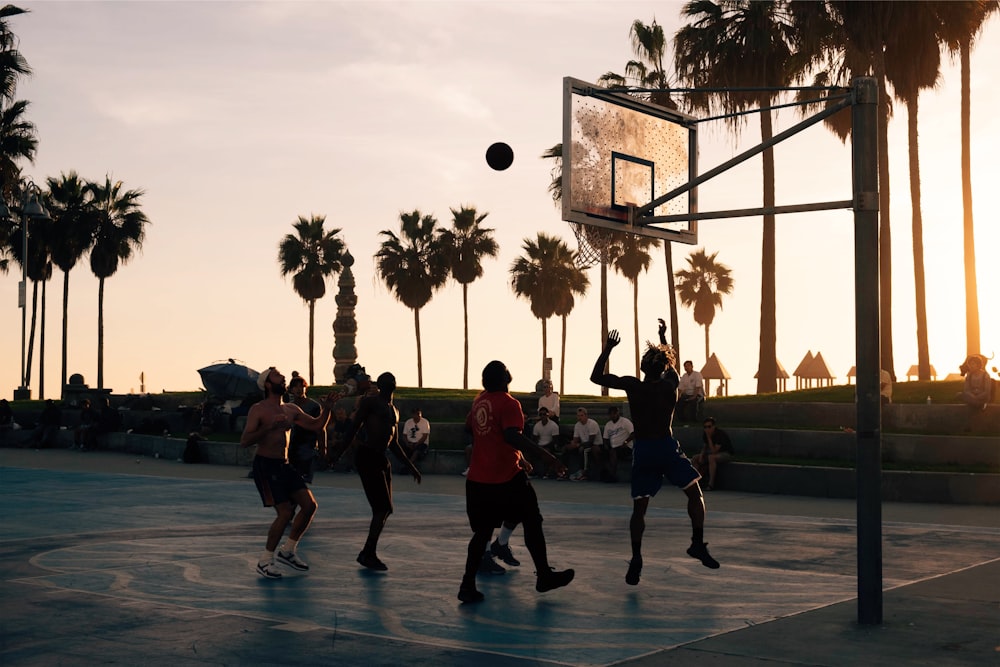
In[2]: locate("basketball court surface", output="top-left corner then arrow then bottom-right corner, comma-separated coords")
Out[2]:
2,450 -> 999,666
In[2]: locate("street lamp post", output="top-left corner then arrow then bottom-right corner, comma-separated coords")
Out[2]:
1,179 -> 51,401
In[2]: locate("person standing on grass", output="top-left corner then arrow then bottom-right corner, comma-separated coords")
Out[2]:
240,367 -> 338,579
590,329 -> 719,587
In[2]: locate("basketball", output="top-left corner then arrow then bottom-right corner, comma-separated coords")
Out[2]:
486,142 -> 514,171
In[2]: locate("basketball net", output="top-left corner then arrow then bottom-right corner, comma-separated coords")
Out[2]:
570,222 -> 620,269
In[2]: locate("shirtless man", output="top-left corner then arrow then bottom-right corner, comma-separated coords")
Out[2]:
342,371 -> 421,571
590,328 -> 719,587
240,366 -> 338,579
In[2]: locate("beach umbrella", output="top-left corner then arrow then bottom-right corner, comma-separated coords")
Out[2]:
197,360 -> 260,398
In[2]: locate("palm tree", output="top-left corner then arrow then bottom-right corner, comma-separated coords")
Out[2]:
610,231 -> 660,375
0,4 -> 30,104
7,188 -> 50,396
46,171 -> 96,396
510,233 -> 585,383
795,1 -> 899,379
375,210 -> 448,388
0,99 -> 34,196
885,5 -> 942,382
675,0 -> 806,394
438,205 -> 498,389
87,176 -> 150,390
934,0 -> 999,357
675,248 -> 734,392
278,214 -> 345,386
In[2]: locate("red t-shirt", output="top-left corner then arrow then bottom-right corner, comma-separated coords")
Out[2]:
466,391 -> 524,484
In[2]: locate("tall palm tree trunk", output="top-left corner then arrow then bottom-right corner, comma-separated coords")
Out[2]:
960,41 -> 980,355
26,282 -> 38,390
876,63 -> 894,379
414,308 -> 423,388
664,243 -> 680,355
755,100 -> 778,394
61,271 -> 70,398
462,284 -> 469,390
599,254 -> 609,397
907,96 -> 930,380
632,280 -> 640,376
560,314 -> 567,395
97,278 -> 106,389
541,318 -> 548,379
308,300 -> 315,385
704,322 -> 712,396
40,280 -> 47,399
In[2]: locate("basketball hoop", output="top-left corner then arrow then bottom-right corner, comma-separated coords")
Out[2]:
570,222 -> 620,269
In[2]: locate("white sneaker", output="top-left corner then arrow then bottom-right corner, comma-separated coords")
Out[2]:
256,561 -> 282,579
461,468 -> 469,476
276,550 -> 309,571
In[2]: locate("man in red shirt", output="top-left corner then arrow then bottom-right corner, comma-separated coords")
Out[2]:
458,360 -> 574,603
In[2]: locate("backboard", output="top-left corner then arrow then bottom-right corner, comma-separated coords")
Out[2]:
562,77 -> 698,244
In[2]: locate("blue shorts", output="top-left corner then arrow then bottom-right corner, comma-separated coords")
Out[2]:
630,437 -> 700,499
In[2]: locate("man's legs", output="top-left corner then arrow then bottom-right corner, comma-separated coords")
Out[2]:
626,497 -> 649,585
275,489 -> 316,571
683,483 -> 719,568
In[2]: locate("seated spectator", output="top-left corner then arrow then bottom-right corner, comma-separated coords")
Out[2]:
0,398 -> 14,444
958,354 -> 992,412
399,407 -> 430,470
93,397 -> 122,448
691,417 -> 734,491
74,399 -> 99,450
564,407 -> 601,480
595,406 -> 633,482
532,407 -> 561,478
676,360 -> 705,422
28,399 -> 62,449
880,369 -> 893,405
538,380 -> 560,423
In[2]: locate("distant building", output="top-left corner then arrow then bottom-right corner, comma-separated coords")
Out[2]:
794,350 -> 834,389
700,353 -> 732,397
754,359 -> 789,392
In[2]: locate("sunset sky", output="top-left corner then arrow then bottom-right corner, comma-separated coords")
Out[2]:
2,1 -> 998,400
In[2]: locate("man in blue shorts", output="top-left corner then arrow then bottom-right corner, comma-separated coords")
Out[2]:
590,327 -> 719,586
240,367 -> 339,579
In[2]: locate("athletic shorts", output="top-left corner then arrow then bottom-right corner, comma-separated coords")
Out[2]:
466,470 -> 543,534
355,445 -> 394,514
252,456 -> 308,507
630,437 -> 700,499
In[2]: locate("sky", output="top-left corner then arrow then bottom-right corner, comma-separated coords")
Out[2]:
2,1 -> 999,400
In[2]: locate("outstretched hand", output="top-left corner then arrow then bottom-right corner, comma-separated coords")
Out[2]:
658,318 -> 666,337
606,330 -> 621,349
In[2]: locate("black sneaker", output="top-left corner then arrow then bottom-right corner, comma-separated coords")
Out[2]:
625,557 -> 642,585
478,552 -> 506,575
357,551 -> 388,571
458,586 -> 485,603
276,550 -> 309,571
686,542 -> 720,569
256,561 -> 282,579
490,540 -> 520,567
536,567 -> 574,592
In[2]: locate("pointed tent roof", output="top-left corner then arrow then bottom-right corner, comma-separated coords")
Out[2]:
847,365 -> 856,378
700,353 -> 731,380
943,372 -> 963,382
803,351 -> 835,379
905,364 -> 938,378
792,351 -> 814,377
754,359 -> 789,379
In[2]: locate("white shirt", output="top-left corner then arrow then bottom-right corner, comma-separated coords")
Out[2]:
603,416 -> 634,449
538,392 -> 560,420
402,417 -> 430,445
572,418 -> 602,446
533,419 -> 560,447
678,370 -> 704,398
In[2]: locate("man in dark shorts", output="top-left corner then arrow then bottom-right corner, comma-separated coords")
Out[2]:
240,367 -> 338,579
341,372 -> 421,571
287,374 -> 326,482
590,327 -> 719,587
458,360 -> 574,603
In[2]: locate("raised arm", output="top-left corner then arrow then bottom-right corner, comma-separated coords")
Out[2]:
590,330 -> 630,390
